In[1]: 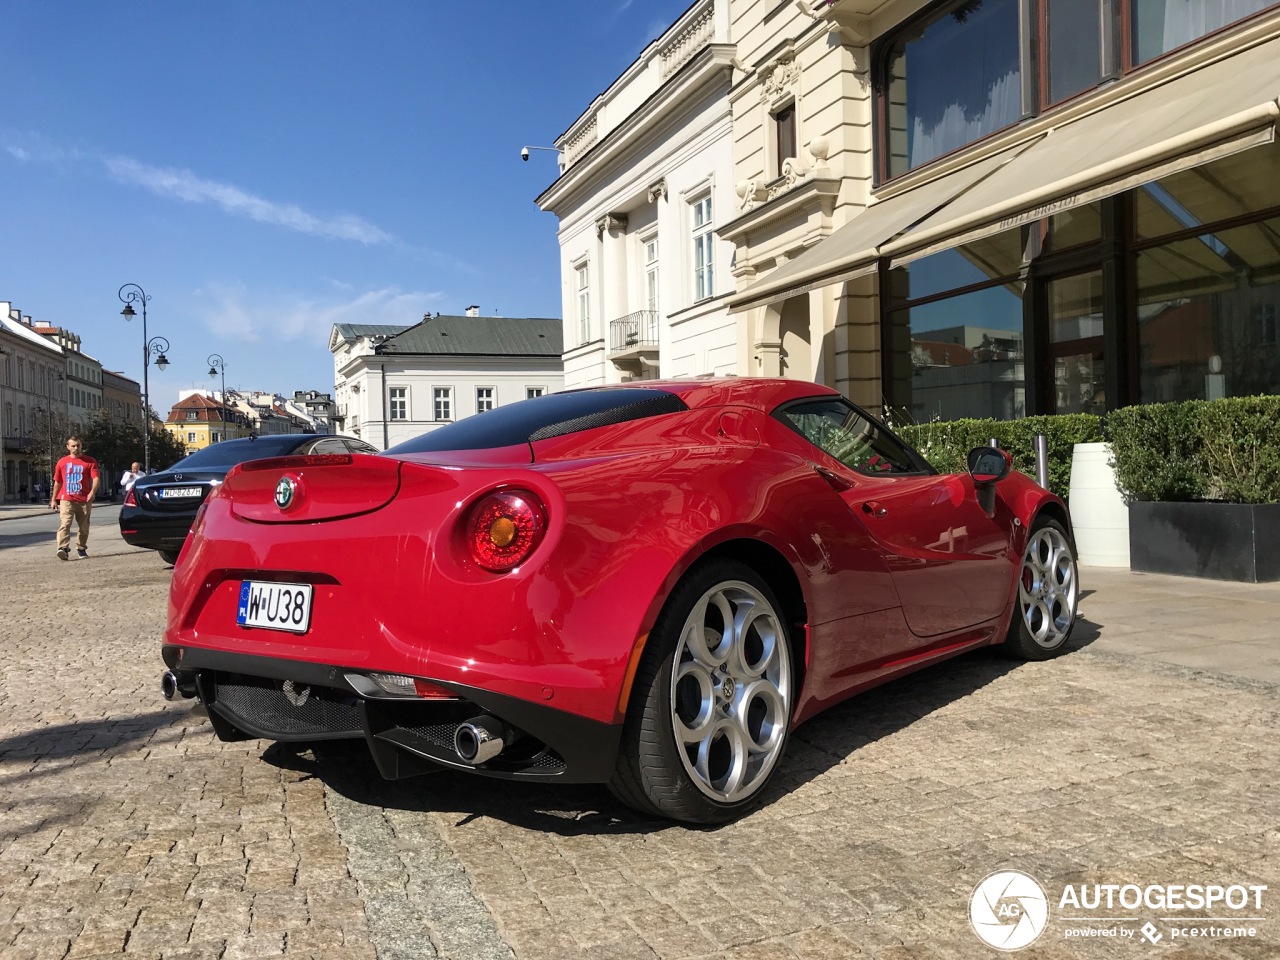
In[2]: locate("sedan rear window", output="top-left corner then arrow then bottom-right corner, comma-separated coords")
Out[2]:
388,388 -> 687,453
164,436 -> 311,471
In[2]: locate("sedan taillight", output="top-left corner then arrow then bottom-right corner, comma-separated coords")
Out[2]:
466,490 -> 546,572
123,488 -> 137,507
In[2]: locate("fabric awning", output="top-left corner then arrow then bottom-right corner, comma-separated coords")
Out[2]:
883,35 -> 1280,263
726,142 -> 1036,314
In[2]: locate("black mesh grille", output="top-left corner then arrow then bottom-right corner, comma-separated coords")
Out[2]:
528,394 -> 688,442
402,724 -> 460,749
214,681 -> 361,737
527,752 -> 567,772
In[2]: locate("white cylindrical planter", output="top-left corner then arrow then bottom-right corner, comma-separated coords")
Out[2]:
1068,442 -> 1130,567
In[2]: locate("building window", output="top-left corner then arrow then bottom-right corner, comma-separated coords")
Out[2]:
433,387 -> 452,421
575,262 -> 590,345
879,0 -> 1022,178
1130,0 -> 1272,66
877,0 -> 1272,180
884,232 -> 1028,422
211,431 -> 221,443
476,387 -> 495,413
645,237 -> 660,315
187,432 -> 197,443
774,102 -> 797,172
692,195 -> 714,302
187,411 -> 198,421
389,387 -> 407,421
526,387 -> 545,400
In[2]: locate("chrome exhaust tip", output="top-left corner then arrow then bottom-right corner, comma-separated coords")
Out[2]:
161,670 -> 196,701
454,716 -> 506,765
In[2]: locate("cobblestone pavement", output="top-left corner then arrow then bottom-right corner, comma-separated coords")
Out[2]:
1,524 -> 1278,959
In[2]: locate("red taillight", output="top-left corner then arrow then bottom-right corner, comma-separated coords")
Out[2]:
467,490 -> 546,572
123,488 -> 137,507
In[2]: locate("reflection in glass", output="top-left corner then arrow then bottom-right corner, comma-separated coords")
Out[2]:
1136,217 -> 1280,402
1134,140 -> 1280,241
1054,351 -> 1106,415
1131,0 -> 1272,65
1047,0 -> 1102,103
887,284 -> 1025,423
891,234 -> 1026,301
1048,271 -> 1104,343
885,0 -> 1022,176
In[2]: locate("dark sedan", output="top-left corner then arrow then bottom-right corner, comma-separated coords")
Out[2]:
120,434 -> 379,564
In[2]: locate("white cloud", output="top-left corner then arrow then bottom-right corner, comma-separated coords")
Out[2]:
195,283 -> 445,345
104,155 -> 395,245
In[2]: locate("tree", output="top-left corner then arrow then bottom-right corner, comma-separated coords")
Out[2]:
27,406 -> 75,488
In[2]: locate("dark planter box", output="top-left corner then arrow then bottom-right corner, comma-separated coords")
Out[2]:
1129,501 -> 1280,582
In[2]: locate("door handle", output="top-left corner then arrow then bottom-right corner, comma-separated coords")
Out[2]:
862,500 -> 887,518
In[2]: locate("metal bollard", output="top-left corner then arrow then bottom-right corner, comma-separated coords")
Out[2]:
1034,433 -> 1049,489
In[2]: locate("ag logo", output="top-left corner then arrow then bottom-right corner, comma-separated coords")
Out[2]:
969,870 -> 1049,951
274,476 -> 297,510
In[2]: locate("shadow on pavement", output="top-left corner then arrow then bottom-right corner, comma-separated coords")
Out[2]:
258,636 -> 1102,837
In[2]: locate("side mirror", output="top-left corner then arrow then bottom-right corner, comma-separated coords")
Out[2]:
966,446 -> 1012,485
967,446 -> 1011,515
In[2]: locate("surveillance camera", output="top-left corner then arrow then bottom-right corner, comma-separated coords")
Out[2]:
520,147 -> 530,162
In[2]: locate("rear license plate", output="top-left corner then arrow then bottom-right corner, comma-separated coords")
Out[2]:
237,581 -> 313,633
162,486 -> 203,499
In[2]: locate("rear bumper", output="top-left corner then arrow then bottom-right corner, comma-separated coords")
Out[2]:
162,645 -> 621,784
119,513 -> 193,551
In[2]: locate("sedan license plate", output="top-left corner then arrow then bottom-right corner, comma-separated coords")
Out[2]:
162,486 -> 204,499
237,581 -> 313,633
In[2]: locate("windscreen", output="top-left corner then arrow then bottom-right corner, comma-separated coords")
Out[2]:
164,436 -> 307,471
388,388 -> 688,453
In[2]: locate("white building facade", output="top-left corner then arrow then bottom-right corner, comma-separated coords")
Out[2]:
330,312 -> 564,451
536,0 -> 740,388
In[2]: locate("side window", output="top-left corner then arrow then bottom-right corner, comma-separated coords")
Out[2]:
345,439 -> 379,455
776,398 -> 930,476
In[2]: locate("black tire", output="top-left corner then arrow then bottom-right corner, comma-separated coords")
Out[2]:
610,559 -> 794,824
159,549 -> 181,566
1003,516 -> 1079,661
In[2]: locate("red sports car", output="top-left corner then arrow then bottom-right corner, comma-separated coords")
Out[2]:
162,378 -> 1078,824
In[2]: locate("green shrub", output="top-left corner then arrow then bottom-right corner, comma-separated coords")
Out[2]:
895,413 -> 1103,499
1108,396 -> 1280,504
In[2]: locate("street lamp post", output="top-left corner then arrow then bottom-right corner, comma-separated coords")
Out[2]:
207,354 -> 227,440
118,284 -> 171,474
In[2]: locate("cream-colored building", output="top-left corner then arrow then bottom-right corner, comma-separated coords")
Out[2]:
539,0 -> 1280,419
728,0 -> 1280,419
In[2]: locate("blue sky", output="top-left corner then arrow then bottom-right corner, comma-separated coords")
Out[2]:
3,1 -> 691,407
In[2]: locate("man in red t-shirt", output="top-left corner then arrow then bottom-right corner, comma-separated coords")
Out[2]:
50,435 -> 101,560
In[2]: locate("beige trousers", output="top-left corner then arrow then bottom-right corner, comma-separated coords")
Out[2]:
57,500 -> 92,552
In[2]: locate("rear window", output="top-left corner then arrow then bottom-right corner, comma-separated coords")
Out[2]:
388,388 -> 688,453
165,436 -> 308,471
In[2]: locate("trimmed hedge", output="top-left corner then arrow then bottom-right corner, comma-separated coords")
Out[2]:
1107,396 -> 1280,504
895,414 -> 1104,499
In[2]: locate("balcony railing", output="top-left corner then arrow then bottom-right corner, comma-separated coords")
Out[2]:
609,311 -> 660,354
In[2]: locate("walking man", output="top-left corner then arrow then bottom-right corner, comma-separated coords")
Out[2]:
50,435 -> 100,560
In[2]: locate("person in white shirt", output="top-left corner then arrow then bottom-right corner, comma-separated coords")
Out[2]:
120,462 -> 145,496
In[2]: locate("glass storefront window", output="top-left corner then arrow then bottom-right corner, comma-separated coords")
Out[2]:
1136,217 -> 1280,402
887,283 -> 1026,422
1134,140 -> 1280,241
1047,270 -> 1107,415
883,0 -> 1022,177
1130,0 -> 1274,65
